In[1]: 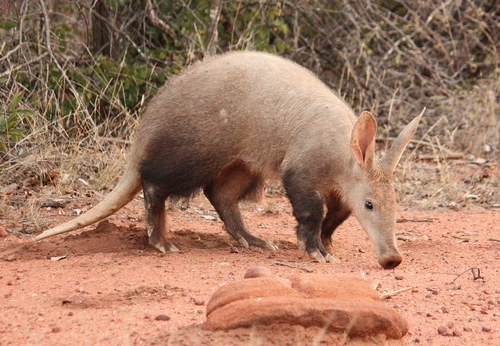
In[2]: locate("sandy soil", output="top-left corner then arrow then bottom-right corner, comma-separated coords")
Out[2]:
1,193 -> 499,345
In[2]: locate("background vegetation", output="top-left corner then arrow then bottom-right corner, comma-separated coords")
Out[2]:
0,0 -> 498,210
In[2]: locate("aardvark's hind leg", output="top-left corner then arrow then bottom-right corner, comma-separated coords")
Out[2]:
142,181 -> 179,252
204,163 -> 277,251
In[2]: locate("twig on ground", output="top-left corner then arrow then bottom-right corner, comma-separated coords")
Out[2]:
380,286 -> 416,300
396,218 -> 435,223
432,267 -> 487,284
274,261 -> 315,273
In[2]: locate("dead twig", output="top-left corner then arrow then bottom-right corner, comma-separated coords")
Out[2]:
144,0 -> 177,41
396,218 -> 436,223
205,0 -> 222,56
378,137 -> 464,159
452,267 -> 486,284
274,261 -> 315,273
0,52 -> 49,78
39,0 -> 98,132
380,286 -> 416,300
432,267 -> 487,284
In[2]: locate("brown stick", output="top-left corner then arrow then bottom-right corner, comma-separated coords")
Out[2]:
144,0 -> 177,41
205,0 -> 222,56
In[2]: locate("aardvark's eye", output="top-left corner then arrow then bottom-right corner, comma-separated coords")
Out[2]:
365,201 -> 374,210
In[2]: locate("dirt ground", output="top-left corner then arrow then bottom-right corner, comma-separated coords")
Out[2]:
1,190 -> 499,345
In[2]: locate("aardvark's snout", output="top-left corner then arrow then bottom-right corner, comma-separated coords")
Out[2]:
379,251 -> 402,269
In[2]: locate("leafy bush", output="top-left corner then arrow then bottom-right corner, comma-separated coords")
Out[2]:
0,0 -> 498,160
0,90 -> 32,152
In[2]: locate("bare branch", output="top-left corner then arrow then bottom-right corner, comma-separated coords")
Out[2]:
144,0 -> 177,41
205,0 -> 222,56
0,52 -> 48,78
38,0 -> 98,135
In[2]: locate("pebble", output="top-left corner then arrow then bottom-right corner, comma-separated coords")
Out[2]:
482,326 -> 492,333
437,326 -> 450,336
463,326 -> 473,332
51,327 -> 61,333
154,314 -> 171,321
395,275 -> 404,280
192,298 -> 205,306
244,266 -> 273,279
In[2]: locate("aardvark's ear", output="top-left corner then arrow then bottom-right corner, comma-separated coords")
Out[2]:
382,108 -> 425,172
350,111 -> 377,169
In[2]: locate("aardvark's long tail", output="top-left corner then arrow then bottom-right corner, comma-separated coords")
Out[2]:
35,165 -> 142,241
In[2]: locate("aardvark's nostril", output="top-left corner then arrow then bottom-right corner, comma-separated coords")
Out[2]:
381,255 -> 402,269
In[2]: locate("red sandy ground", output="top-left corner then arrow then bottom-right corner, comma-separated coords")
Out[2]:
0,194 -> 499,345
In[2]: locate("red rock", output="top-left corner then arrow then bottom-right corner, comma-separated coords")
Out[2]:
206,277 -> 297,316
205,273 -> 408,340
289,273 -> 381,301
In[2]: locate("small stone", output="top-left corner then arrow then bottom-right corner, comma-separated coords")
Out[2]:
51,327 -> 61,333
395,275 -> 404,280
154,314 -> 171,321
426,313 -> 433,317
437,326 -> 450,336
463,326 -> 473,332
432,290 -> 439,295
441,306 -> 449,313
67,312 -> 73,316
192,298 -> 205,306
452,329 -> 462,337
446,322 -> 454,329
244,266 -> 273,279
482,326 -> 492,333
